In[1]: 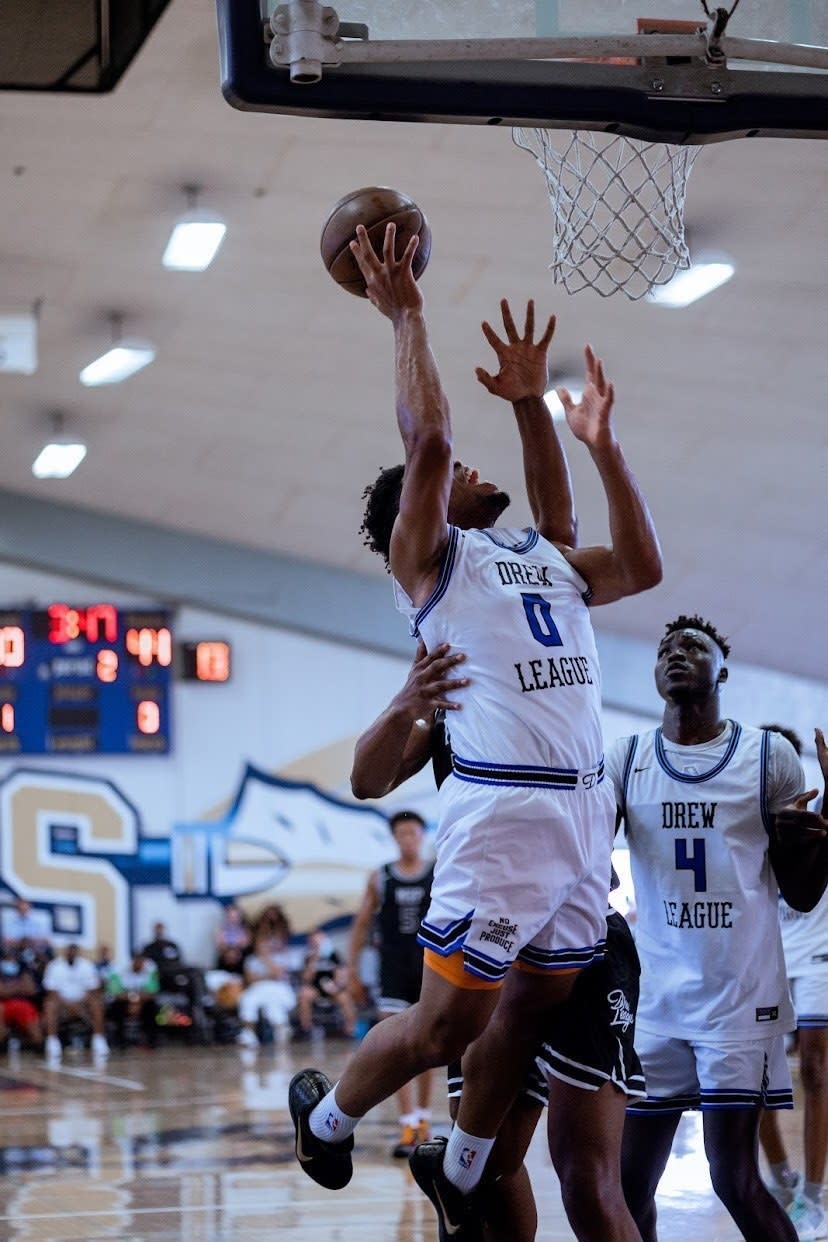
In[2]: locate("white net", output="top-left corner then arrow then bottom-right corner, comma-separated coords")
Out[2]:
513,129 -> 701,300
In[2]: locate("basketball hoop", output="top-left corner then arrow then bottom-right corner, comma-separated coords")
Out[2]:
513,128 -> 701,301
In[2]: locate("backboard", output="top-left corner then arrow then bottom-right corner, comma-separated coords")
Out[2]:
216,1 -> 828,142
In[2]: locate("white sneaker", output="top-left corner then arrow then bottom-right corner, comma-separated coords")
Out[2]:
45,1035 -> 62,1065
769,1169 -> 803,1209
92,1034 -> 109,1062
236,1027 -> 258,1049
789,1195 -> 827,1240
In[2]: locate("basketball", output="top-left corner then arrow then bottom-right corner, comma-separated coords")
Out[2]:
320,186 -> 431,297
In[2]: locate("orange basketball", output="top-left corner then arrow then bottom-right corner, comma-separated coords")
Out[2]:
320,186 -> 431,297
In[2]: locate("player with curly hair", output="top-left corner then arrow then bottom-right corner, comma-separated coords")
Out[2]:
290,221 -> 662,1239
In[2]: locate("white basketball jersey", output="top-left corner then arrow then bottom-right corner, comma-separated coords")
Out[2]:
778,885 -> 828,978
394,526 -> 604,774
607,723 -> 804,1041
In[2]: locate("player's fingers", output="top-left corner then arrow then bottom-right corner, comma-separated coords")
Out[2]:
594,357 -> 607,393
350,225 -> 379,274
424,647 -> 459,672
500,298 -> 519,342
382,221 -> 397,263
401,232 -> 419,268
481,321 -> 504,352
523,299 -> 535,341
538,314 -> 557,351
475,367 -> 497,393
815,727 -> 826,751
412,638 -> 429,664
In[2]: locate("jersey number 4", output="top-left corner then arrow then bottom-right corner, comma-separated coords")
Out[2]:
675,838 -> 707,892
520,593 -> 563,648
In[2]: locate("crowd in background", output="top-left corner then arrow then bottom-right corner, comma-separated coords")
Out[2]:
0,896 -> 357,1062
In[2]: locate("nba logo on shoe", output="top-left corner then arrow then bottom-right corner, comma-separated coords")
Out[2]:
460,1147 -> 477,1169
325,1113 -> 339,1134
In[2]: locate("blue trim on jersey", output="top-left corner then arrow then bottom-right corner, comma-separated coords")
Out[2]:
654,721 -> 742,784
480,526 -> 539,554
626,1094 -> 698,1115
451,753 -> 604,790
620,735 -> 639,824
797,1015 -> 828,1028
414,525 -> 460,633
759,728 -> 773,836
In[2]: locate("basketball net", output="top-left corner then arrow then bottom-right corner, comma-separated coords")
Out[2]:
513,129 -> 701,300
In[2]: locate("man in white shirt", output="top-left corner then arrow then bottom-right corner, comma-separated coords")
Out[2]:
42,943 -> 109,1065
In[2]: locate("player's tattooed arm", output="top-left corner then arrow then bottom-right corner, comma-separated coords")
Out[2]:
350,640 -> 469,800
351,222 -> 452,605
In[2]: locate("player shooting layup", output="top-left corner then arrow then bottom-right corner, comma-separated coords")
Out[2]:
290,222 -> 662,1237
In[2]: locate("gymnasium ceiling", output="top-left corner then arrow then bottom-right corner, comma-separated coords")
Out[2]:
0,0 -> 825,681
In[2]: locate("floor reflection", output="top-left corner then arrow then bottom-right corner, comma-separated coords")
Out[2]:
0,1041 -> 806,1240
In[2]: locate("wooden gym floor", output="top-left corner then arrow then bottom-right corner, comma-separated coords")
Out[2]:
0,1037 -> 807,1240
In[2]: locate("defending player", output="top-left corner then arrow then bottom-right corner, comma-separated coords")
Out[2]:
351,639 -> 645,1242
289,224 -> 662,1235
608,616 -> 828,1242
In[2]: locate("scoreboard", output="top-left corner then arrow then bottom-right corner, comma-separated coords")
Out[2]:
0,604 -> 172,755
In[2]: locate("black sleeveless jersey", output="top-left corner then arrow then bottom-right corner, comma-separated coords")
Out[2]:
376,862 -> 433,950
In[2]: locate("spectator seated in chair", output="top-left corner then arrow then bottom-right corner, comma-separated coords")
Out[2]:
0,942 -> 43,1051
42,943 -> 109,1065
106,952 -> 160,1049
235,919 -> 297,1050
2,898 -> 52,955
141,921 -> 210,1042
295,928 -> 356,1041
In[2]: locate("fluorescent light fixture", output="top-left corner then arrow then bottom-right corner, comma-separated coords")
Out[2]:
32,414 -> 86,479
80,342 -> 155,387
544,384 -> 584,422
162,209 -> 226,271
647,261 -> 735,308
0,311 -> 38,374
32,442 -> 87,479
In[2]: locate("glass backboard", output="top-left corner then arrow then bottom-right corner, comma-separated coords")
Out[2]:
216,0 -> 828,141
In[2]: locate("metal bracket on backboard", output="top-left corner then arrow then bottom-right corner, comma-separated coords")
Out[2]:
266,1 -> 828,85
216,0 -> 828,140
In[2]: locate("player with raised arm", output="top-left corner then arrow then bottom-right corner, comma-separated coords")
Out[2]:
608,616 -> 828,1242
289,223 -> 661,1239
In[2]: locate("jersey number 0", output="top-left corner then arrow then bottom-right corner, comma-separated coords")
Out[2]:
520,593 -> 563,648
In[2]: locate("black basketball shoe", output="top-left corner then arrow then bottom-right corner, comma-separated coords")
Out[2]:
409,1137 -> 483,1241
288,1068 -> 354,1190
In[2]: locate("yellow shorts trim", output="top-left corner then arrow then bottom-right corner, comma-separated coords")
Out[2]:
513,959 -> 582,978
423,948 -> 503,991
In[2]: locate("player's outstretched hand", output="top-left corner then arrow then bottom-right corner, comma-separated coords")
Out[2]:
775,789 -> 828,843
475,299 -> 556,404
349,222 -> 423,320
393,639 -> 469,726
558,345 -> 616,449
